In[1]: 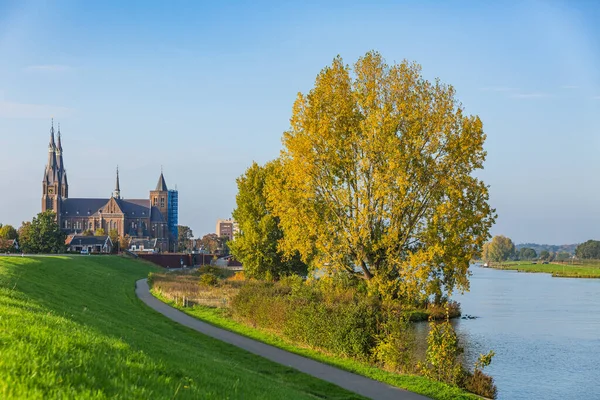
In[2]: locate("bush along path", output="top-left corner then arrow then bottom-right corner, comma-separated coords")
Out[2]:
136,278 -> 430,400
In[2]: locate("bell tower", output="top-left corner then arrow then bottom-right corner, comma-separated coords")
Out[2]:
42,119 -> 61,215
150,170 -> 169,218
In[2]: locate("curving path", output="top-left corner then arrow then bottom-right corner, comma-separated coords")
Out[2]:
136,279 -> 430,400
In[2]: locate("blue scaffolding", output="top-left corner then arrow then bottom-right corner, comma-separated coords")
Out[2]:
168,189 -> 178,243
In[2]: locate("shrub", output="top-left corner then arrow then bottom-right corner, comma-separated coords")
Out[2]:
231,282 -> 291,329
228,271 -> 245,281
199,273 -> 219,287
196,265 -> 233,279
463,369 -> 497,399
372,313 -> 416,373
419,317 -> 463,385
234,279 -> 379,360
463,351 -> 497,398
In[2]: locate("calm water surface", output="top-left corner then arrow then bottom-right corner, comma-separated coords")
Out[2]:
450,266 -> 600,400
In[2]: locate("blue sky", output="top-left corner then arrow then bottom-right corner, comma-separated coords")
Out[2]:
0,0 -> 599,244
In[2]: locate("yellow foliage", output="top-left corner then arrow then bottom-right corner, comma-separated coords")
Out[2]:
266,51 -> 496,302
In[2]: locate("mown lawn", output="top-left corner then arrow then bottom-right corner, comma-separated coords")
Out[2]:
491,260 -> 600,278
0,255 -> 364,400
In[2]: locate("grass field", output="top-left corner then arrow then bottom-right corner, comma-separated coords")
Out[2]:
0,255 -> 365,400
152,286 -> 479,400
488,260 -> 600,278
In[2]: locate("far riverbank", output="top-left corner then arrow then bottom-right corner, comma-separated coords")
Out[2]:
481,260 -> 600,278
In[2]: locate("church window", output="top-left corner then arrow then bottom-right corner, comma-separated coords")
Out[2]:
160,197 -> 165,208
153,197 -> 157,206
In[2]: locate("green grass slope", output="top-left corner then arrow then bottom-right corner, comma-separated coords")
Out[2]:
0,256 -> 363,400
492,261 -> 600,278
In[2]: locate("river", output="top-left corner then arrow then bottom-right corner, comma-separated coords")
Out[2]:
448,265 -> 600,399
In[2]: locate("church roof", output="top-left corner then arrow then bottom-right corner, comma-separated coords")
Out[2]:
118,199 -> 150,217
60,198 -> 166,222
150,206 -> 166,223
155,173 -> 168,191
66,235 -> 110,246
61,198 -> 109,216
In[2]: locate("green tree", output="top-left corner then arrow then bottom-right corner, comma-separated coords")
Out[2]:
178,225 -> 193,252
82,230 -> 94,236
482,236 -> 515,263
539,250 -> 550,261
518,247 -> 537,260
119,234 -> 131,252
95,228 -> 106,236
108,229 -> 119,253
266,51 -> 495,301
0,224 -> 18,240
18,211 -> 66,254
229,161 -> 307,280
556,251 -> 570,262
576,240 -> 600,259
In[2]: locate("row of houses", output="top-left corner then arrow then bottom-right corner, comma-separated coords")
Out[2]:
65,235 -> 162,254
1,234 -> 164,254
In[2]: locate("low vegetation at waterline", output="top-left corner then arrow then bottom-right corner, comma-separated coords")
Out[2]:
485,260 -> 600,278
0,256 -> 367,399
150,266 -> 460,321
150,269 -> 497,399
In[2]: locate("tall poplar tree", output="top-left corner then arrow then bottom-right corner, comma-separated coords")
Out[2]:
267,51 -> 495,302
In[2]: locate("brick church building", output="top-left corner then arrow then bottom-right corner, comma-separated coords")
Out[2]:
41,120 -> 177,252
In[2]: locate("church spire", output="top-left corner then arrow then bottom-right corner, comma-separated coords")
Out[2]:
56,122 -> 64,173
113,166 -> 121,199
155,170 -> 168,191
57,123 -> 63,151
49,118 -> 56,150
46,119 -> 57,181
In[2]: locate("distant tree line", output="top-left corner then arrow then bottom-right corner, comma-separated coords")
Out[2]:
482,235 -> 600,263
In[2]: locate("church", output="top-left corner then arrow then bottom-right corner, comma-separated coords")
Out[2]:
41,120 -> 178,252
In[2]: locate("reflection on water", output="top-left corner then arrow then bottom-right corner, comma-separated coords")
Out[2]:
441,266 -> 600,400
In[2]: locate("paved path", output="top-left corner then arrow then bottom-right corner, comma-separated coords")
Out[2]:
135,279 -> 430,400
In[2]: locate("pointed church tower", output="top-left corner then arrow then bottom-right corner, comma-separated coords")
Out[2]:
56,123 -> 68,198
113,166 -> 121,199
42,119 -> 61,215
150,170 -> 168,219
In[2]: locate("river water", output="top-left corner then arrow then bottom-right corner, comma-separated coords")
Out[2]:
449,265 -> 600,400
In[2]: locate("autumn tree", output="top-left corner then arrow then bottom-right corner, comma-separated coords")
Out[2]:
119,234 -> 131,251
482,236 -> 515,263
199,233 -> 220,254
267,51 -> 495,302
178,225 -> 193,252
18,211 -> 66,254
0,224 -> 18,240
229,161 -> 307,280
95,228 -> 106,236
